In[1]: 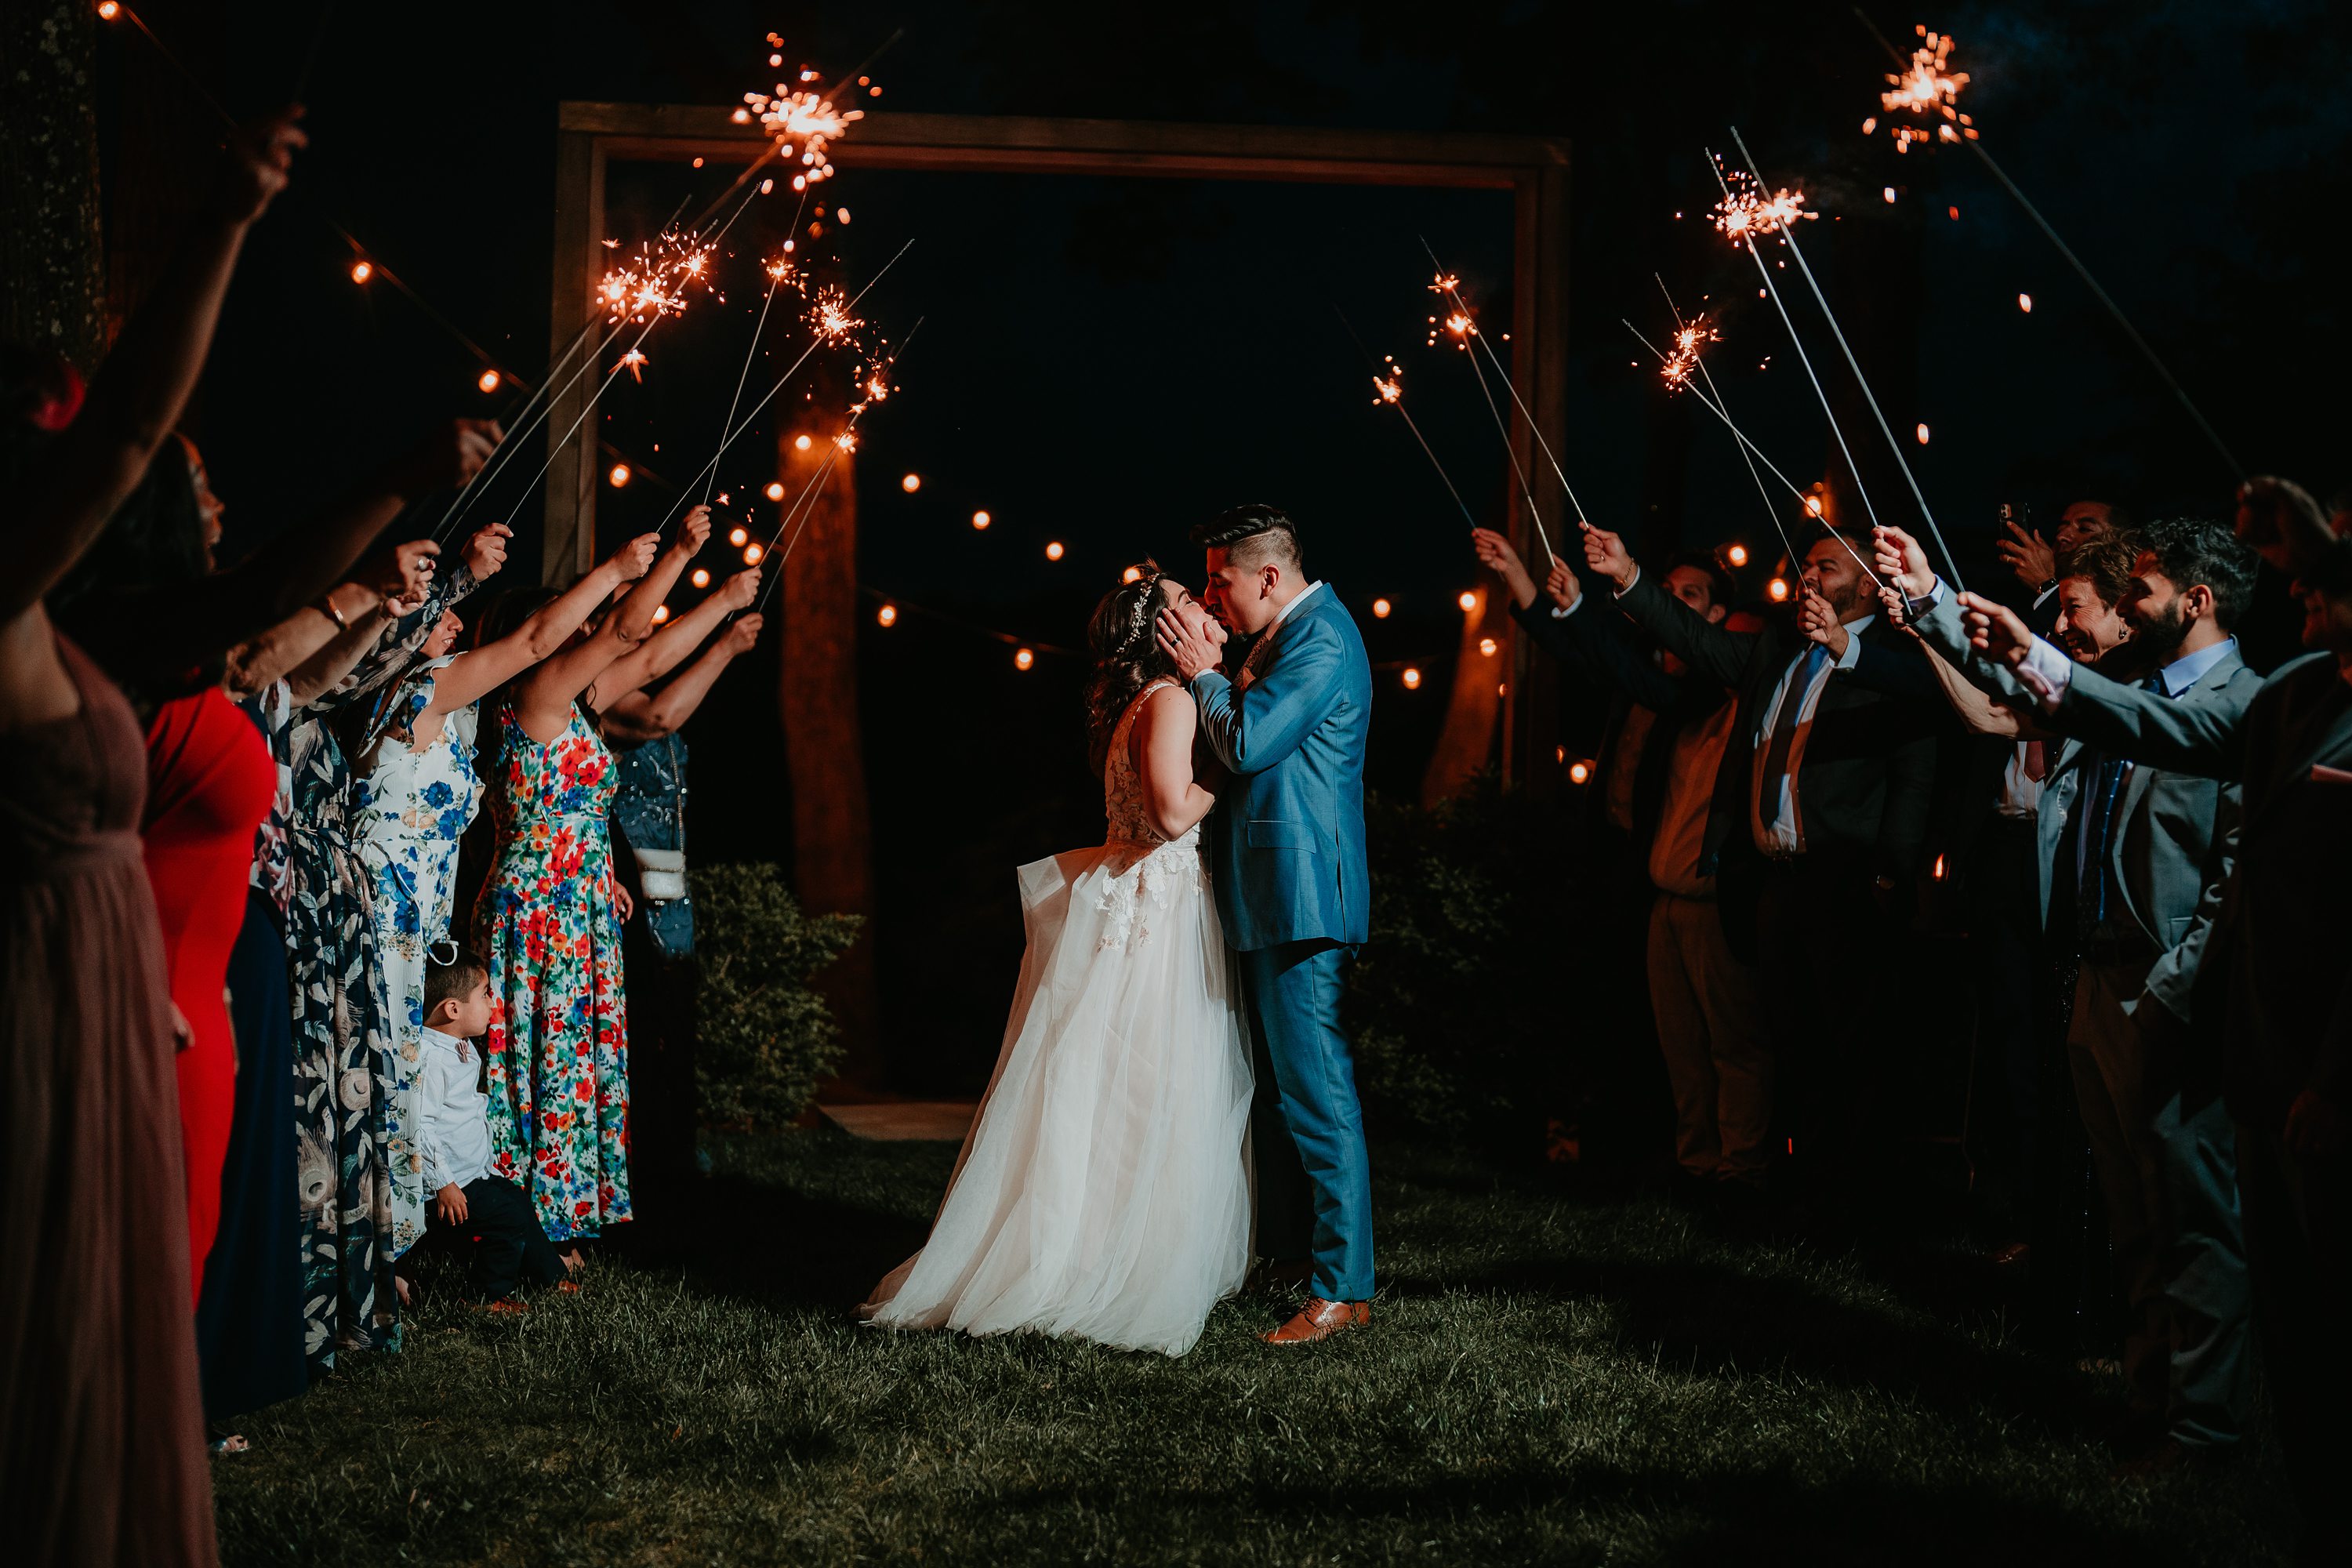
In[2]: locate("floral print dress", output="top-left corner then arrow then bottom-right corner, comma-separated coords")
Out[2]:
354,659 -> 483,1256
474,699 -> 631,1242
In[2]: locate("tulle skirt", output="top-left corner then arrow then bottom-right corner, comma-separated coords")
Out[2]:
864,836 -> 1254,1356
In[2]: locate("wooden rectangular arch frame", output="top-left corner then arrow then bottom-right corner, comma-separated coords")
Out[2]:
550,103 -> 1570,790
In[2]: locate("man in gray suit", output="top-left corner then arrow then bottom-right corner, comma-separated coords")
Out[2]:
1883,517 -> 2262,1468
1961,517 -> 2352,1555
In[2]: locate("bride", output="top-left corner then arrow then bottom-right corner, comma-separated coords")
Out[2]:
861,564 -> 1254,1356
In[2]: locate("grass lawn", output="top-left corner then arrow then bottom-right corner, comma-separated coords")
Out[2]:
212,1131 -> 2291,1565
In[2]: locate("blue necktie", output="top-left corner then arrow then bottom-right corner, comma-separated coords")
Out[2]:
2077,673 -> 2164,935
1758,644 -> 1831,829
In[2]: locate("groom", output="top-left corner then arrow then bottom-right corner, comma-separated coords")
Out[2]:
1156,504 -> 1376,1344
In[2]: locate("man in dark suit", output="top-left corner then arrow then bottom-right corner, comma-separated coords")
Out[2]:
1963,530 -> 2352,1552
1895,517 -> 2263,1467
1581,521 -> 1941,1207
1475,529 -> 1767,1200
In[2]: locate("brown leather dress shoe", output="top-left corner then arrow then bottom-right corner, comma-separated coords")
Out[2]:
1261,1297 -> 1370,1344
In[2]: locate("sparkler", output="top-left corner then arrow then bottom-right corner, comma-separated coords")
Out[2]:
1425,274 -> 1556,567
1421,241 -> 1593,539
1653,274 -> 1796,575
702,254 -> 798,504
1867,27 -> 1973,152
1728,128 -> 1963,588
1849,12 -> 2244,480
1621,319 -> 1877,590
1705,151 -> 1903,575
1337,304 -> 1479,535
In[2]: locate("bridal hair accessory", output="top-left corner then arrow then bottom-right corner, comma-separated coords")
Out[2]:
1113,561 -> 1166,656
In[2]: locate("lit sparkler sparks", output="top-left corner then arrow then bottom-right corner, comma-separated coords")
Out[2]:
1711,172 -> 1818,244
1659,314 -> 1720,393
740,34 -> 871,186
1869,27 -> 1976,153
1372,365 -> 1405,405
808,284 -> 865,347
618,347 -> 648,383
597,227 -> 721,324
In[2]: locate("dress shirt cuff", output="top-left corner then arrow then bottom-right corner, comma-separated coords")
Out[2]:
1611,565 -> 1641,599
1904,576 -> 1946,624
2016,635 -> 2075,713
1548,593 -> 1584,621
1833,626 -> 1865,671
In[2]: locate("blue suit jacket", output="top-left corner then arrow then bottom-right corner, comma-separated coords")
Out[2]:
1190,586 -> 1374,953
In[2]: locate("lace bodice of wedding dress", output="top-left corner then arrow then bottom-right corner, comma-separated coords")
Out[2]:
1102,677 -> 1196,850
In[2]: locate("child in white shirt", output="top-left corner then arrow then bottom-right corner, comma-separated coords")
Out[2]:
419,947 -> 575,1308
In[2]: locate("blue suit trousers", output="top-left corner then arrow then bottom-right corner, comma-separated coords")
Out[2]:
1240,938 -> 1373,1301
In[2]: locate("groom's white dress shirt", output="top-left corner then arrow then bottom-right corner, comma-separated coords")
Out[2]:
1238,580 -> 1325,688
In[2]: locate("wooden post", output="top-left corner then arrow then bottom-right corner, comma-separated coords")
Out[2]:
1513,157 -> 1572,799
777,387 -> 880,1085
541,128 -> 603,585
2,2 -> 107,372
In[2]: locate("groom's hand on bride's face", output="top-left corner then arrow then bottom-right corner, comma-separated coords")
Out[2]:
1155,608 -> 1221,682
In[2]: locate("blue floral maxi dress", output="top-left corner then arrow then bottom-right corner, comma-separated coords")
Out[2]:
474,701 -> 631,1242
354,660 -> 484,1257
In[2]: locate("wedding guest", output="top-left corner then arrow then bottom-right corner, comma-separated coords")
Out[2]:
1892,518 -> 2263,1466
1994,496 -> 2130,629
0,103 -> 305,1568
473,510 -> 707,1246
600,569 -> 763,1229
356,533 -> 660,1254
1961,520 -> 2352,1555
415,947 -> 578,1308
1474,528 -> 1766,1205
1581,521 -> 1942,1212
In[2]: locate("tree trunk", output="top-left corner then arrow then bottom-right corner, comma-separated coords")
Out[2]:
776,390 -> 880,1087
1,1 -> 107,371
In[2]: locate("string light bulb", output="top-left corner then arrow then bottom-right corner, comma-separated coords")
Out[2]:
743,543 -> 764,564
1457,590 -> 1478,613
1402,667 -> 1423,690
971,510 -> 991,530
1726,543 -> 1749,567
1768,577 -> 1791,601
1479,637 -> 1498,657
477,369 -> 501,394
607,463 -> 630,488
350,260 -> 373,285
793,434 -> 812,451
877,604 -> 898,627
1045,541 -> 1064,561
690,568 -> 710,588
1014,648 -> 1035,671
1372,597 -> 1392,619
97,1 -> 121,17
1915,423 -> 1931,445
728,526 -> 750,547
651,605 -> 669,625
765,481 -> 786,501
1570,760 -> 1592,784
901,473 -> 920,493
2018,292 -> 2033,314
1122,565 -> 1143,584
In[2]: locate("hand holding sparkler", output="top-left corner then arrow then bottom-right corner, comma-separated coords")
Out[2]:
1470,527 -> 1539,611
209,107 -> 307,225
612,532 -> 663,584
1544,558 -> 1582,615
716,567 -> 762,614
1153,607 -> 1227,684
460,522 -> 512,582
721,613 -> 765,655
1581,524 -> 1639,593
1796,588 -> 1851,659
1994,519 -> 2056,595
1959,592 -> 2038,670
358,539 -> 438,607
1872,525 -> 1936,601
673,505 -> 715,558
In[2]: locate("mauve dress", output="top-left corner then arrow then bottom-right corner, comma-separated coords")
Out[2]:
0,633 -> 218,1566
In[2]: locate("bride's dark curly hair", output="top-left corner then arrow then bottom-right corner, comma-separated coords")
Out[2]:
1083,561 -> 1176,777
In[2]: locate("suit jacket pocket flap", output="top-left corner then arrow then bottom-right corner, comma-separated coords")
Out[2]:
1247,818 -> 1316,851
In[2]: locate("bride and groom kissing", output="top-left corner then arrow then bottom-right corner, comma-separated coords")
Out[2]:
862,503 -> 1376,1355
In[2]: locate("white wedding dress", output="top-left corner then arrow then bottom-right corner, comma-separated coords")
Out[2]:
862,678 -> 1254,1356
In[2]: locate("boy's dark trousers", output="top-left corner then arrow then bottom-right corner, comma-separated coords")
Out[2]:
434,1177 -> 567,1298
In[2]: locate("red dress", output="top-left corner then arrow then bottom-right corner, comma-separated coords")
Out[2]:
143,689 -> 275,1303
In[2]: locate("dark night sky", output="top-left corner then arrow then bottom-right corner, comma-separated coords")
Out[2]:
111,0 -> 2352,1083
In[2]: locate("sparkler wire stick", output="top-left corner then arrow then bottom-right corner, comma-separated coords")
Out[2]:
291,0 -> 336,102
1332,306 -> 1479,532
1421,239 -> 1591,540
646,242 -> 914,535
1623,321 -> 1881,590
1454,328 -> 1555,567
1849,9 -> 2241,481
1729,128 -> 1964,590
1705,153 -> 1893,546
1654,274 -> 1801,573
705,267 -> 790,503
493,313 -> 666,535
430,319 -> 611,542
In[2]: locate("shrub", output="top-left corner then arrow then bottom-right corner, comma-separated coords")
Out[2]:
1344,771 -> 1568,1143
691,863 -> 864,1129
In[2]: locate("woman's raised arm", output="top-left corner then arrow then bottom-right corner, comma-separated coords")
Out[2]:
514,509 -> 710,731
430,534 -> 659,716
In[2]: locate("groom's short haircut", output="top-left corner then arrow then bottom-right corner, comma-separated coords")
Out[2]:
1193,503 -> 1303,577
